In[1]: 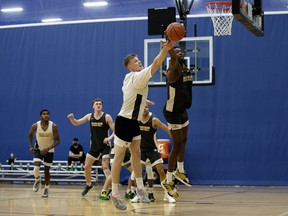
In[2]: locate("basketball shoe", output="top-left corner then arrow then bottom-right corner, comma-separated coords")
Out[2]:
136,188 -> 150,203
124,190 -> 136,199
130,195 -> 140,203
99,190 -> 110,200
32,178 -> 41,192
173,169 -> 192,187
164,192 -> 176,203
42,188 -> 49,198
148,193 -> 156,202
161,179 -> 179,198
110,194 -> 127,210
81,184 -> 94,196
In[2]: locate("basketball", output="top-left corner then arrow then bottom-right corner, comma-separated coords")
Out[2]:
165,22 -> 186,41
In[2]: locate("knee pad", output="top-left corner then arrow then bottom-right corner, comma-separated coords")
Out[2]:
146,164 -> 153,179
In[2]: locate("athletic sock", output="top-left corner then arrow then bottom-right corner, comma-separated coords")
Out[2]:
177,161 -> 184,173
167,171 -> 173,184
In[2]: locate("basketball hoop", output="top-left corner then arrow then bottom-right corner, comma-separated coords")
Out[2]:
206,1 -> 234,36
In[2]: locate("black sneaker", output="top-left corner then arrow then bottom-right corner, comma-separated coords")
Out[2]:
42,188 -> 49,198
148,193 -> 155,202
81,185 -> 94,196
124,190 -> 136,199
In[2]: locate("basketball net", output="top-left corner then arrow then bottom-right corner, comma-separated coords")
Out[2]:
206,2 -> 234,36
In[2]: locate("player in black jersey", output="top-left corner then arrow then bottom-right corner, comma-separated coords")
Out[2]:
67,98 -> 114,196
131,105 -> 175,203
161,46 -> 193,199
99,148 -> 136,200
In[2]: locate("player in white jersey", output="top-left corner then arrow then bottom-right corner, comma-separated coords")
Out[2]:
110,38 -> 175,210
28,109 -> 60,198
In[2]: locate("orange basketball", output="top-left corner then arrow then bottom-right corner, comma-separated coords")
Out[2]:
165,22 -> 186,41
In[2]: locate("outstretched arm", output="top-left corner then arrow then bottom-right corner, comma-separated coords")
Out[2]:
166,48 -> 182,83
67,113 -> 90,126
150,39 -> 176,75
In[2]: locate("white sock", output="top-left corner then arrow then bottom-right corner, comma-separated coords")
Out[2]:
167,172 -> 173,183
130,171 -> 135,181
148,187 -> 153,193
177,161 -> 184,173
135,177 -> 144,190
112,183 -> 119,197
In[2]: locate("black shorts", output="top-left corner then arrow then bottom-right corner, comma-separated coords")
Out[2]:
34,149 -> 54,166
88,145 -> 111,161
114,115 -> 140,147
141,150 -> 162,165
163,110 -> 189,130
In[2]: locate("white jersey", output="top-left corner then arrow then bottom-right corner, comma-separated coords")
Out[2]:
35,120 -> 54,153
118,65 -> 152,120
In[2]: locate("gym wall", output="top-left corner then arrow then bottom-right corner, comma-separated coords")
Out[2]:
0,14 -> 287,185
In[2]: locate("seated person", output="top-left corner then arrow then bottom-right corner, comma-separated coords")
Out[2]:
7,153 -> 16,165
68,138 -> 86,165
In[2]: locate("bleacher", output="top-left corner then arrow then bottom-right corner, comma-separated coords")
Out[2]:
0,160 -> 104,183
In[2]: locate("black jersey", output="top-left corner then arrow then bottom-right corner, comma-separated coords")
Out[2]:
139,114 -> 157,151
164,68 -> 193,114
90,112 -> 110,151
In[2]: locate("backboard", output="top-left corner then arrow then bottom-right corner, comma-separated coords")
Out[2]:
232,0 -> 264,36
144,37 -> 214,86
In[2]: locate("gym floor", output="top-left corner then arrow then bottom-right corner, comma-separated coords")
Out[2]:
1,183 -> 288,216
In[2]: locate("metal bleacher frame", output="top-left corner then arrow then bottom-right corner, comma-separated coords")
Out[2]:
0,160 -> 104,183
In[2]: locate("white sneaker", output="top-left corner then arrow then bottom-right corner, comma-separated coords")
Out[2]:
136,188 -> 150,203
32,178 -> 41,192
164,192 -> 176,203
131,195 -> 140,203
110,194 -> 127,210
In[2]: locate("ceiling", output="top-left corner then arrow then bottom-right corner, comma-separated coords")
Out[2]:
0,0 -> 287,27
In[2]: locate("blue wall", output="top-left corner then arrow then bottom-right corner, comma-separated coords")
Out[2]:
0,14 -> 287,185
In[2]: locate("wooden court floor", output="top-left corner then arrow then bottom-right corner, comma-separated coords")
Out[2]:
1,182 -> 288,216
